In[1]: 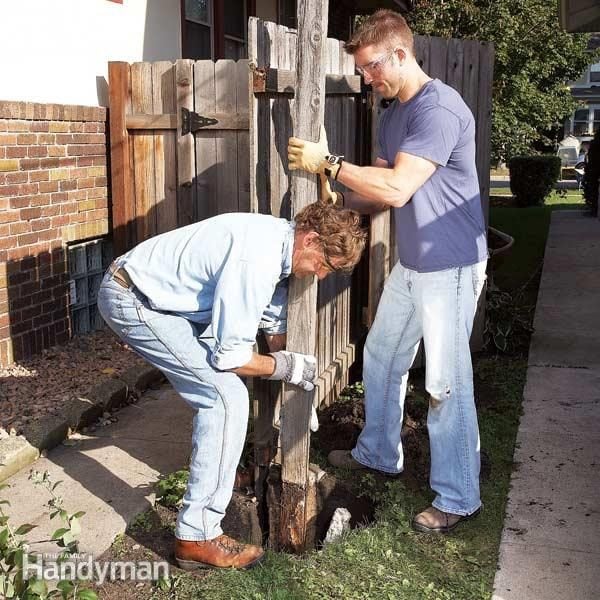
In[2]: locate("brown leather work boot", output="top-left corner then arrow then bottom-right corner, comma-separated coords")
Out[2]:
175,534 -> 265,570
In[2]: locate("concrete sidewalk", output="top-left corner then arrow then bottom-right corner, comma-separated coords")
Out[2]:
3,387 -> 194,557
493,211 -> 600,600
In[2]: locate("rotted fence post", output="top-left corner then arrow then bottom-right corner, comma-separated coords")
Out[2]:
275,0 -> 329,553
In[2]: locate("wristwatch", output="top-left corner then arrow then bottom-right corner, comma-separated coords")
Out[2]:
324,154 -> 344,179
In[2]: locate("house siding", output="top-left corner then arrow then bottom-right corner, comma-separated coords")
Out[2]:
0,101 -> 109,366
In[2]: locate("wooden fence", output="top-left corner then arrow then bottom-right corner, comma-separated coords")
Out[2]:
108,20 -> 494,550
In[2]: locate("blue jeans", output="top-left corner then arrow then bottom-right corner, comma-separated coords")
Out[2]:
97,272 -> 249,541
352,260 -> 487,515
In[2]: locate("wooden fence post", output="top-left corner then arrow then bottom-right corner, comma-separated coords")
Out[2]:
108,62 -> 133,256
277,0 -> 329,553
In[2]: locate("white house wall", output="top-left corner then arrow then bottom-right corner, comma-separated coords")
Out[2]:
0,0 -> 181,108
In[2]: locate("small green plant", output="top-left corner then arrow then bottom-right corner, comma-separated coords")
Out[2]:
0,471 -> 97,600
155,470 -> 189,509
508,155 -> 561,206
484,288 -> 534,355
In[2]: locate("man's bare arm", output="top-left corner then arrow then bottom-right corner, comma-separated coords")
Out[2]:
339,153 -> 437,211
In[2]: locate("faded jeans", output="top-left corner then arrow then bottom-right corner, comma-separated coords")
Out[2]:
352,260 -> 487,516
97,271 -> 248,541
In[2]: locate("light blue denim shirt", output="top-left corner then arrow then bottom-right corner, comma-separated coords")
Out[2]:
118,212 -> 294,370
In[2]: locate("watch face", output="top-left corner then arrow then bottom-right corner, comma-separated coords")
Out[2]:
327,155 -> 337,165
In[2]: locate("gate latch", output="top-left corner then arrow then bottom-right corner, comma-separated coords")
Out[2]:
181,107 -> 218,135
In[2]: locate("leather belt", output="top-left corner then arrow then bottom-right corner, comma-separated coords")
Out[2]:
109,263 -> 134,289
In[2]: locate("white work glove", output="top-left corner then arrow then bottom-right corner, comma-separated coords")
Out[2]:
267,351 -> 317,392
288,125 -> 331,175
319,173 -> 342,205
310,404 -> 319,432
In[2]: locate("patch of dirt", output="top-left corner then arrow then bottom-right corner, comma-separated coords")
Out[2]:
312,369 -> 432,490
0,329 -> 146,435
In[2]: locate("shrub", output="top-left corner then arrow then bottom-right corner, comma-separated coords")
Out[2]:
508,155 -> 561,206
583,129 -> 600,217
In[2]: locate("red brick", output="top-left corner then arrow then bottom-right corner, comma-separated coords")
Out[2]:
51,192 -> 68,204
59,179 -> 77,191
78,177 -> 95,189
67,190 -> 86,201
67,144 -> 106,156
0,235 -> 17,250
37,229 -> 59,242
30,170 -> 50,182
39,158 -> 60,169
39,181 -> 59,193
69,167 -> 87,179
57,157 -> 77,168
18,232 -> 40,246
9,197 -> 30,209
17,134 -> 36,145
0,184 -> 20,197
31,122 -> 50,133
83,122 -> 98,133
56,134 -> 73,145
31,218 -> 51,231
9,221 -> 31,235
51,215 -> 69,227
20,158 -> 40,170
40,205 -> 61,217
94,176 -> 107,187
76,156 -> 94,167
6,172 -> 28,184
37,134 -> 55,144
0,210 -> 19,224
30,194 -> 51,207
0,133 -> 18,145
70,122 -> 84,133
48,146 -> 66,157
28,146 -> 48,158
6,146 -> 27,158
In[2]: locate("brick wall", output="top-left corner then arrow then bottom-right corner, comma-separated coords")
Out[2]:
0,101 -> 109,366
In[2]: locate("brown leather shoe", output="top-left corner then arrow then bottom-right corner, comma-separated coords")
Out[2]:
412,505 -> 482,534
175,534 -> 264,570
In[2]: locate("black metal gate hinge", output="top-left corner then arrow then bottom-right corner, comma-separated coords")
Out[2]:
181,107 -> 218,135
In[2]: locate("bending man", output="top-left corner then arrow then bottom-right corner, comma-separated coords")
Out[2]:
98,202 -> 366,568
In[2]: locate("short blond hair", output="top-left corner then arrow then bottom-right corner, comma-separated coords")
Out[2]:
345,9 -> 414,56
294,202 -> 367,273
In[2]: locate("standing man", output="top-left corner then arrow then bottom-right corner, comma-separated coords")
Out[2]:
98,202 -> 366,569
288,9 -> 488,534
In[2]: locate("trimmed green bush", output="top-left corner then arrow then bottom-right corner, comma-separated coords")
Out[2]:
508,155 -> 561,206
583,129 -> 599,217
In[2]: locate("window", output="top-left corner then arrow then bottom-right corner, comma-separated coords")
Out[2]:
279,0 -> 297,29
182,0 -> 251,60
183,0 -> 213,60
573,108 -> 590,135
594,109 -> 600,133
224,0 -> 247,59
591,63 -> 600,83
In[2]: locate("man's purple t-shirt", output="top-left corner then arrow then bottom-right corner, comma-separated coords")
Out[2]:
377,79 -> 487,272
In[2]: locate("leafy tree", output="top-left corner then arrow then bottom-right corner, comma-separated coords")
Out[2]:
407,0 -> 597,162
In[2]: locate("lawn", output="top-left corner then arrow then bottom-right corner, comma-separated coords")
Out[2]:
489,190 -> 586,293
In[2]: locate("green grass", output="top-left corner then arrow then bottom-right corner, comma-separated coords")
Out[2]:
489,191 -> 585,293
